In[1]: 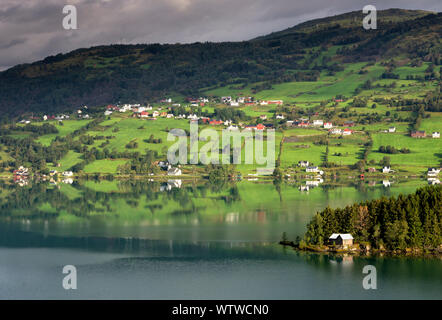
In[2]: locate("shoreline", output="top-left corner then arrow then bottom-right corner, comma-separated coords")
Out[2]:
279,241 -> 442,258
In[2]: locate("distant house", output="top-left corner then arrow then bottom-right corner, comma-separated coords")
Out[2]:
167,167 -> 182,176
382,166 -> 392,173
230,101 -> 239,107
140,111 -> 149,118
256,123 -> 265,131
383,180 -> 391,187
330,128 -> 342,135
427,168 -> 440,176
323,122 -> 333,129
298,121 -> 309,127
209,120 -> 223,125
306,166 -> 319,173
342,128 -> 352,136
328,234 -> 354,246
388,127 -> 396,133
276,114 -> 285,119
368,167 -> 376,173
152,111 -> 160,117
267,100 -> 283,105
259,101 -> 269,106
298,161 -> 309,167
313,120 -> 323,126
259,115 -> 267,120
411,130 -> 426,138
344,121 -> 355,127
286,120 -> 294,127
432,132 -> 440,139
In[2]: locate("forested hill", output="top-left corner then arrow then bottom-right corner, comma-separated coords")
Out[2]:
0,9 -> 440,117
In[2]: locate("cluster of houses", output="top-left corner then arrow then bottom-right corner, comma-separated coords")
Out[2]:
220,96 -> 283,107
158,161 -> 182,176
13,166 -> 30,186
411,130 -> 440,139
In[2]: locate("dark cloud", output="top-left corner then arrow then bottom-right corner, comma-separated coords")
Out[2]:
0,0 -> 440,70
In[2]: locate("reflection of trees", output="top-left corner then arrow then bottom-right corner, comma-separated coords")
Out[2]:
0,180 -> 241,221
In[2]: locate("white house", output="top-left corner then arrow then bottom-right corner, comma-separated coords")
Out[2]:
62,171 -> 73,177
323,122 -> 333,129
432,132 -> 440,138
230,101 -> 239,107
427,168 -> 440,176
382,166 -> 391,173
259,115 -> 267,120
313,119 -> 323,126
298,161 -> 309,167
104,110 -> 113,116
276,114 -> 285,119
342,128 -> 352,136
167,167 -> 182,176
330,128 -> 342,135
306,166 -> 319,173
388,127 -> 396,133
383,180 -> 391,187
259,101 -> 269,106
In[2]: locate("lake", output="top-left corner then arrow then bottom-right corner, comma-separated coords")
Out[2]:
0,179 -> 440,299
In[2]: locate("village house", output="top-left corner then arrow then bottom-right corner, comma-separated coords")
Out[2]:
388,127 -> 396,133
368,167 -> 376,173
267,100 -> 283,105
62,171 -> 73,177
328,234 -> 354,247
259,101 -> 269,106
313,119 -> 323,126
276,114 -> 285,119
298,161 -> 309,167
306,166 -> 319,173
227,125 -> 239,131
427,168 -> 440,177
411,130 -> 426,138
286,120 -> 294,127
209,120 -> 223,125
139,111 -> 149,118
342,128 -> 352,136
230,101 -> 239,107
298,121 -> 309,127
259,115 -> 267,120
344,121 -> 355,127
382,166 -> 392,173
167,167 -> 182,176
432,132 -> 440,138
166,114 -> 174,118
330,128 -> 342,135
323,122 -> 333,129
104,110 -> 113,116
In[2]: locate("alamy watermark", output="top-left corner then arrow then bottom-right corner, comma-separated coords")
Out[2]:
62,265 -> 77,290
167,121 -> 276,173
362,265 -> 377,290
62,5 -> 78,30
363,5 -> 377,30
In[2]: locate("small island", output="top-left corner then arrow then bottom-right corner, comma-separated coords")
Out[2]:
281,185 -> 442,256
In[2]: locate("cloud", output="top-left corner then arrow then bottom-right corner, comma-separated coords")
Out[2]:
0,0 -> 440,70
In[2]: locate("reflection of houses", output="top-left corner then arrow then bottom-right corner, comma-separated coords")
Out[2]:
382,166 -> 393,173
383,180 -> 391,187
160,179 -> 182,191
306,166 -> 319,173
428,178 -> 440,185
329,233 -> 354,247
299,185 -> 309,192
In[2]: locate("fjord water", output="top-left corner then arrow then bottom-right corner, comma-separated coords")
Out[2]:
0,180 -> 440,299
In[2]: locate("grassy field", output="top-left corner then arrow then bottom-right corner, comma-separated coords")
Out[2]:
37,120 -> 92,146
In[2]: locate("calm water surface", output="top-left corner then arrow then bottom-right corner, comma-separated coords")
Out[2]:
0,180 -> 440,299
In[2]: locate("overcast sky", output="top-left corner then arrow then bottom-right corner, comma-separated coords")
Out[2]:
0,0 -> 440,70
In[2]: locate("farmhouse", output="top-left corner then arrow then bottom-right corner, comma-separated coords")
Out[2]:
328,234 -> 354,246
382,166 -> 392,173
427,168 -> 440,176
167,167 -> 182,176
313,120 -> 323,126
388,127 -> 396,133
368,167 -> 376,173
330,128 -> 342,135
432,132 -> 440,138
276,114 -> 285,119
259,115 -> 267,120
323,122 -> 333,129
411,130 -> 426,138
140,111 -> 149,118
298,161 -> 309,167
306,166 -> 319,173
342,128 -> 352,136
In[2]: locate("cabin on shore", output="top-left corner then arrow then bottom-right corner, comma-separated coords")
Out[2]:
328,233 -> 354,246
